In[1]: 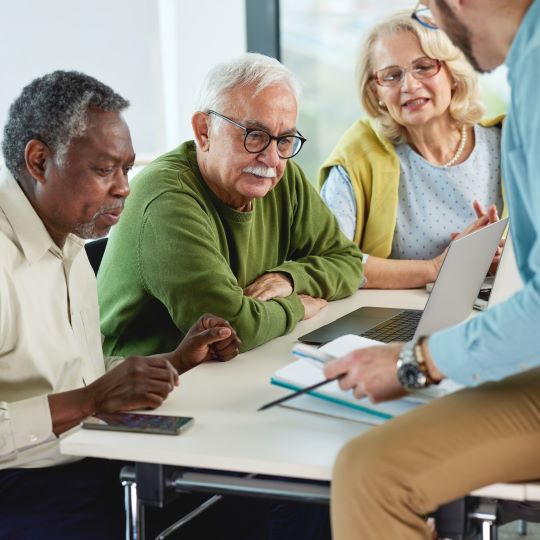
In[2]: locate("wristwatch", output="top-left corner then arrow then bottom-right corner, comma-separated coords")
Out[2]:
396,337 -> 437,390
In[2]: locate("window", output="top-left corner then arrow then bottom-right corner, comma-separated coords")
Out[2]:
280,0 -> 509,184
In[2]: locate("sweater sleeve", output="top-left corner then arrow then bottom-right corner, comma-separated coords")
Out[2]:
138,191 -> 305,352
271,163 -> 364,299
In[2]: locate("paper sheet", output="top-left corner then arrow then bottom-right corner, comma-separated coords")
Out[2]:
272,334 -> 462,421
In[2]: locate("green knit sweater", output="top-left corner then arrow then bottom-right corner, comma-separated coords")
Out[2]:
98,141 -> 363,354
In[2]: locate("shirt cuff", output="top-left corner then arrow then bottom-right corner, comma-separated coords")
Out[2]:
0,403 -> 16,463
105,356 -> 125,371
2,395 -> 53,458
428,326 -> 480,386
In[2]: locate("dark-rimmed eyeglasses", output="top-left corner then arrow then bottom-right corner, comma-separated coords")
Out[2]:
371,57 -> 442,87
411,1 -> 439,30
207,110 -> 306,159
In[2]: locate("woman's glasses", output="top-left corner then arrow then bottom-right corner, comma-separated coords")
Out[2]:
371,57 -> 442,88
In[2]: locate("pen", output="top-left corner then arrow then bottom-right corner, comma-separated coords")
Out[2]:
258,375 -> 343,411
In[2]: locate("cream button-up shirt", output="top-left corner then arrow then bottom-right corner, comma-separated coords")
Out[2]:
0,166 -> 121,469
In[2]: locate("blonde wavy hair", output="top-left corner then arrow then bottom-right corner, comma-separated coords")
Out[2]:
357,11 -> 484,144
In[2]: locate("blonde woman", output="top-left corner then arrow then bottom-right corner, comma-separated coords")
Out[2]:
320,11 -> 505,288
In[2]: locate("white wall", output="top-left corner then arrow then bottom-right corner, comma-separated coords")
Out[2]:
158,0 -> 247,150
0,0 -> 246,161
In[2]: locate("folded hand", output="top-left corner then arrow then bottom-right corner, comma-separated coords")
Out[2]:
243,272 -> 293,301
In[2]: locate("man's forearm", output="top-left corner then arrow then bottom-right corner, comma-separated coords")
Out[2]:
48,387 -> 95,436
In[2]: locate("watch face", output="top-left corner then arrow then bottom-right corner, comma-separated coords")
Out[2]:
397,363 -> 427,390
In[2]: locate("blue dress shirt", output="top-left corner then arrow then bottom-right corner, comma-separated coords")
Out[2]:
430,0 -> 540,385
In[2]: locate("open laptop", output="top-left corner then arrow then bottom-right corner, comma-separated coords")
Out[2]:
474,230 -> 523,310
299,218 -> 509,345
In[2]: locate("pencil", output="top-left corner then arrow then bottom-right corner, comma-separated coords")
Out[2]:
257,375 -> 342,411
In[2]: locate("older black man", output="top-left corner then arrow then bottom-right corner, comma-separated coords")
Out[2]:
0,71 -> 239,540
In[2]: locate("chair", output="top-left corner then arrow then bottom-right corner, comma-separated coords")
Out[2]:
84,237 -> 108,275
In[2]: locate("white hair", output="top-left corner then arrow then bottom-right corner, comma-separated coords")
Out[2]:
196,53 -> 300,118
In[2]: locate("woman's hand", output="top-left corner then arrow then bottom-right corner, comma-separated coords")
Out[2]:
433,200 -> 502,277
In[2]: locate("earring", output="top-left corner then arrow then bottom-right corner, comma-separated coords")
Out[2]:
378,100 -> 386,109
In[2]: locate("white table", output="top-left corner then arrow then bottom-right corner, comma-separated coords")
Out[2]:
61,290 -> 425,477
59,289 -> 540,538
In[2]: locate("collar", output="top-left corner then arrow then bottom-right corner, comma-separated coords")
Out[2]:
0,165 -> 84,264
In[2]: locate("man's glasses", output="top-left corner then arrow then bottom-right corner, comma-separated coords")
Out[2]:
371,57 -> 442,87
411,1 -> 439,30
207,110 -> 306,159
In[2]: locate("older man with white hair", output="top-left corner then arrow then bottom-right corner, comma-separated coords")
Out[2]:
98,53 -> 363,356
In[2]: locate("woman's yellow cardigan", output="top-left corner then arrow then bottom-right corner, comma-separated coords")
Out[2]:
319,115 -> 507,257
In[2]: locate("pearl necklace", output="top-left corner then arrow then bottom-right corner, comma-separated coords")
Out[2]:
442,125 -> 467,167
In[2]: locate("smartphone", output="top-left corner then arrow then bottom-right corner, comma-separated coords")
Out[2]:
81,412 -> 194,435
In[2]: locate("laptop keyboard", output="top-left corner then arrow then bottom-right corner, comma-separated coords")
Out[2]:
361,310 -> 422,343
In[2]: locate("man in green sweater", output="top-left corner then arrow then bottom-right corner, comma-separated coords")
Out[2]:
98,53 -> 364,356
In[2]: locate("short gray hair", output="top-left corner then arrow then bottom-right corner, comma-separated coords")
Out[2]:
2,70 -> 129,178
196,53 -> 300,116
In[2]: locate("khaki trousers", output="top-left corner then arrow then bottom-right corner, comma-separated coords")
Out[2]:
331,367 -> 540,539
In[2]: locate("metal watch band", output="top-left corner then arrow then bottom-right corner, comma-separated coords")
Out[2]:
396,337 -> 433,390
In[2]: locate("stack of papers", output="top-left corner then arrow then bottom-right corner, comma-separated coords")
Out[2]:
271,334 -> 462,425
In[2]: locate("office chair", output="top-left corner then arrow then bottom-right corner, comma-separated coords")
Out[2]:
84,237 -> 108,275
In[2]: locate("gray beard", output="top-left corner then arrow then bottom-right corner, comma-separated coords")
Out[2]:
73,219 -> 102,240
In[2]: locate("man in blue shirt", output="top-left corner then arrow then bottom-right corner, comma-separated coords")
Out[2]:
324,1 -> 540,538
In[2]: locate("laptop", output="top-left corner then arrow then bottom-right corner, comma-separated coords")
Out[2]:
299,218 -> 509,345
474,230 -> 523,310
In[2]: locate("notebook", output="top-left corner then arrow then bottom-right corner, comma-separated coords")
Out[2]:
272,334 -> 462,423
473,230 -> 523,310
299,218 -> 508,345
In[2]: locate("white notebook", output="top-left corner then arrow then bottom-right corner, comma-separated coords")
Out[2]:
271,334 -> 462,424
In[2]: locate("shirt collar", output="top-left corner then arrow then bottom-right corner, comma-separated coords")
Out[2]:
0,165 -> 84,264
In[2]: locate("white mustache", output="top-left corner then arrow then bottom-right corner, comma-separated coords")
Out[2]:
243,166 -> 276,178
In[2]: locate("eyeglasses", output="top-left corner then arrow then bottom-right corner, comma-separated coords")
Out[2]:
207,110 -> 306,159
371,57 -> 442,87
411,1 -> 439,30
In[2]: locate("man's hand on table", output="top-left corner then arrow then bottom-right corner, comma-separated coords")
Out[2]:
243,272 -> 293,300
299,294 -> 327,320
171,314 -> 241,372
243,273 -> 327,320
87,355 -> 180,413
49,314 -> 240,436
